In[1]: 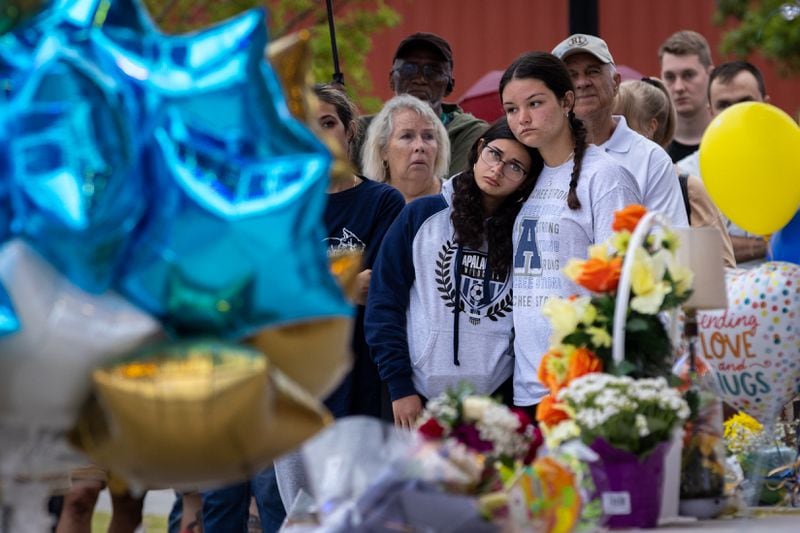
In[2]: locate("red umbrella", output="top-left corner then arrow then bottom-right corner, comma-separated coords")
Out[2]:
617,64 -> 645,81
458,65 -> 646,124
457,70 -> 504,123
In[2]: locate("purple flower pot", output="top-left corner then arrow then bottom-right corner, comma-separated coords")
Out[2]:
588,438 -> 671,529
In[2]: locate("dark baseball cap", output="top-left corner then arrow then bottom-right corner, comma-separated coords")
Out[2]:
393,32 -> 453,67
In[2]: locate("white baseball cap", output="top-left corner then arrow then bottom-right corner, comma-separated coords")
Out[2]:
552,34 -> 615,64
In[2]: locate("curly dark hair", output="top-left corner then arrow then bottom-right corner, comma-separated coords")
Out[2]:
499,51 -> 588,210
450,118 -> 543,276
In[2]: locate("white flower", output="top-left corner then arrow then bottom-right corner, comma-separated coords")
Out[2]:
476,403 -> 528,458
559,373 -> 689,448
462,396 -> 493,422
635,414 -> 650,437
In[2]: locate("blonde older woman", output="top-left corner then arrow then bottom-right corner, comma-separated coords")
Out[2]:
613,78 -> 736,267
362,94 -> 451,202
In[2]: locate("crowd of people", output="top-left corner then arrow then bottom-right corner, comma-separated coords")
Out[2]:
52,28 -> 774,533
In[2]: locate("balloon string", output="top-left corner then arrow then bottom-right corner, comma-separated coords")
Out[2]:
763,234 -> 773,261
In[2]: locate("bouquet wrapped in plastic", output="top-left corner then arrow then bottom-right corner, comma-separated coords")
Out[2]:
280,416 -> 496,532
281,386 -> 588,533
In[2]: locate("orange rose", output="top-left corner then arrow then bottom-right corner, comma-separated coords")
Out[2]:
538,351 -> 565,395
575,256 -> 623,293
536,395 -> 570,427
612,204 -> 648,233
565,347 -> 603,383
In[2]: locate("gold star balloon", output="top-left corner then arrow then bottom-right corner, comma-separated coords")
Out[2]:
70,340 -> 330,490
266,29 -> 356,189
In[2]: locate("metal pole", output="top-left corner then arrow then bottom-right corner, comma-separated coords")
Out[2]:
569,0 -> 599,36
325,0 -> 345,86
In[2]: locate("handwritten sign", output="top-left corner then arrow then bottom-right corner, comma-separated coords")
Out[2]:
693,262 -> 800,422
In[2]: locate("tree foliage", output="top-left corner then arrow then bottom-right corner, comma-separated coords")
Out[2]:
142,0 -> 401,111
715,0 -> 800,75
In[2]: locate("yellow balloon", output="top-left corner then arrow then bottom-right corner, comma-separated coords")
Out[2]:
699,102 -> 800,236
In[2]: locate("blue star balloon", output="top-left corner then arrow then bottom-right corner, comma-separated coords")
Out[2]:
2,0 -> 148,293
0,29 -> 37,243
104,1 -> 350,338
0,278 -> 18,337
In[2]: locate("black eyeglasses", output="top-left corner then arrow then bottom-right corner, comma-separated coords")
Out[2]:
480,145 -> 528,182
392,62 -> 448,81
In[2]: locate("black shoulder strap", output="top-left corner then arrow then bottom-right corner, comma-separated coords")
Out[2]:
678,173 -> 691,225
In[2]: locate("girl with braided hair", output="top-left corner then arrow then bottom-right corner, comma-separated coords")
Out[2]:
499,51 -> 642,411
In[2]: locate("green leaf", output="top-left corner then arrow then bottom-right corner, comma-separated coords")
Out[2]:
714,0 -> 800,76
612,360 -> 637,376
626,317 -> 649,332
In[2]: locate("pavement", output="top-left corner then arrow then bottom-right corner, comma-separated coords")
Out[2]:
633,509 -> 800,532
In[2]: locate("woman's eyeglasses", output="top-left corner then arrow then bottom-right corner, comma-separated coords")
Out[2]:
480,146 -> 528,182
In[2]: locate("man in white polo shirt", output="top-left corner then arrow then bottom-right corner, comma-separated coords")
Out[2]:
552,34 -> 688,227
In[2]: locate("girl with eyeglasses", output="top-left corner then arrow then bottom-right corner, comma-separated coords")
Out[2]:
365,118 -> 542,428
499,52 -> 642,414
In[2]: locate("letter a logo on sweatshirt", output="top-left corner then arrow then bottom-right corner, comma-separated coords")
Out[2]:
514,217 -> 542,275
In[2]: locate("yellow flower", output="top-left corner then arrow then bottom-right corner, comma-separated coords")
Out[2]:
543,297 -> 590,346
723,411 -> 764,456
724,411 -> 763,435
630,249 -> 657,295
629,248 -> 671,314
610,231 -> 631,254
588,243 -> 610,261
631,282 -> 671,314
670,264 -> 694,297
563,258 -> 584,282
581,303 -> 597,325
661,229 -> 679,252
587,326 -> 612,348
541,419 -> 580,449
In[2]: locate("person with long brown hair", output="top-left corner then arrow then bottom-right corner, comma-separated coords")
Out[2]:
365,118 -> 542,428
500,52 -> 642,410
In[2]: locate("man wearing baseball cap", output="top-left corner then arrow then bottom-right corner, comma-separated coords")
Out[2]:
552,34 -> 687,226
352,32 -> 486,178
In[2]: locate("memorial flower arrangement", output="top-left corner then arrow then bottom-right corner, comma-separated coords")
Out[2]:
415,385 -> 587,532
555,374 -> 690,456
416,385 -> 542,470
723,411 -> 765,457
722,411 -> 800,505
536,204 -> 694,431
548,374 -> 691,528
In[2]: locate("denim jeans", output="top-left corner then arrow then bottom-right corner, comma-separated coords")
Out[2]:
167,466 -> 285,533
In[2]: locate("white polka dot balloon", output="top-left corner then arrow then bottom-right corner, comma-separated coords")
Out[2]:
693,262 -> 800,422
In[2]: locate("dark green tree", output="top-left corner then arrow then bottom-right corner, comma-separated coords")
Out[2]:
143,0 -> 401,111
715,0 -> 800,75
